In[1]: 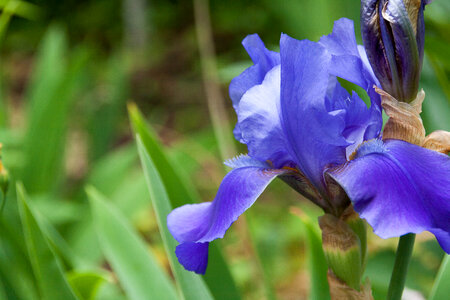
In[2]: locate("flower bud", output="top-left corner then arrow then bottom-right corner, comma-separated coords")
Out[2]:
319,214 -> 363,291
361,0 -> 429,102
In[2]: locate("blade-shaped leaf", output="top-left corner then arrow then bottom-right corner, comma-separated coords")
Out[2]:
88,54 -> 129,162
293,209 -> 330,300
68,272 -> 108,300
22,26 -> 88,194
429,255 -> 450,300
128,103 -> 199,207
17,183 -> 78,300
136,136 -> 214,300
129,103 -> 241,300
87,187 -> 178,300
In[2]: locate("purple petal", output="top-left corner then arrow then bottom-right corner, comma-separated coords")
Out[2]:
280,34 -> 348,192
175,242 -> 209,275
320,18 -> 381,109
330,139 -> 450,253
326,80 -> 382,158
224,154 -> 270,169
230,34 -> 280,142
229,34 -> 280,112
319,18 -> 382,145
237,65 -> 293,167
168,166 -> 285,244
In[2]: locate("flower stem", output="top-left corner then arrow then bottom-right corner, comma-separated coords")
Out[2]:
387,233 -> 416,300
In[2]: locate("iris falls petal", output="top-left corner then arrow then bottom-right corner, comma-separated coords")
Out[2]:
167,165 -> 285,273
330,139 -> 450,253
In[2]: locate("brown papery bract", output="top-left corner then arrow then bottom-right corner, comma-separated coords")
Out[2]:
376,86 -> 450,154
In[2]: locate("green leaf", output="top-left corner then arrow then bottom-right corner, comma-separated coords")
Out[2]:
17,183 -> 79,300
67,272 -> 108,300
295,210 -> 330,300
87,186 -> 178,300
0,225 -> 39,300
429,255 -> 450,300
128,103 -> 199,207
129,103 -> 241,300
22,26 -> 88,194
136,136 -> 214,300
67,145 -> 138,265
88,53 -> 129,162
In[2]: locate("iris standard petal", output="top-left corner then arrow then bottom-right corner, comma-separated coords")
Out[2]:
320,18 -> 380,101
280,34 -> 349,192
326,79 -> 382,158
230,34 -> 280,141
229,34 -> 280,110
237,65 -> 292,167
330,139 -> 450,253
319,18 -> 382,141
167,164 -> 286,273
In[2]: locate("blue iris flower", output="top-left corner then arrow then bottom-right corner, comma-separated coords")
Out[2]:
167,18 -> 450,274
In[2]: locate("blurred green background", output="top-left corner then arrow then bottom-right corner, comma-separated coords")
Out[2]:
0,0 -> 449,299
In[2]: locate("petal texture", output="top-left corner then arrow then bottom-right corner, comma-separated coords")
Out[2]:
229,34 -> 280,141
320,18 -> 382,112
175,242 -> 209,275
237,65 -> 292,167
168,165 -> 285,272
330,139 -> 450,253
280,34 -> 348,192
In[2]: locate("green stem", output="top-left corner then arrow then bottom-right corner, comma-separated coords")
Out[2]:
387,233 -> 416,300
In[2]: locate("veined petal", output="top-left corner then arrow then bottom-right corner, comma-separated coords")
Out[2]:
237,65 -> 292,167
280,34 -> 348,192
330,139 -> 450,253
167,165 -> 286,272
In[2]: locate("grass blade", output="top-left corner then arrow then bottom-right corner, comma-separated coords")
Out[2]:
292,208 -> 330,300
17,183 -> 78,300
128,103 -> 199,207
88,54 -> 129,162
136,136 -> 214,300
22,26 -> 88,194
68,271 -> 108,300
429,255 -> 450,300
88,187 -> 178,300
129,104 -> 241,299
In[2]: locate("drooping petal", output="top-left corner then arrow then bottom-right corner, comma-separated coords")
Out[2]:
224,154 -> 271,169
167,163 -> 286,272
330,139 -> 450,253
175,242 -> 209,274
280,34 -> 349,193
237,65 -> 293,167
